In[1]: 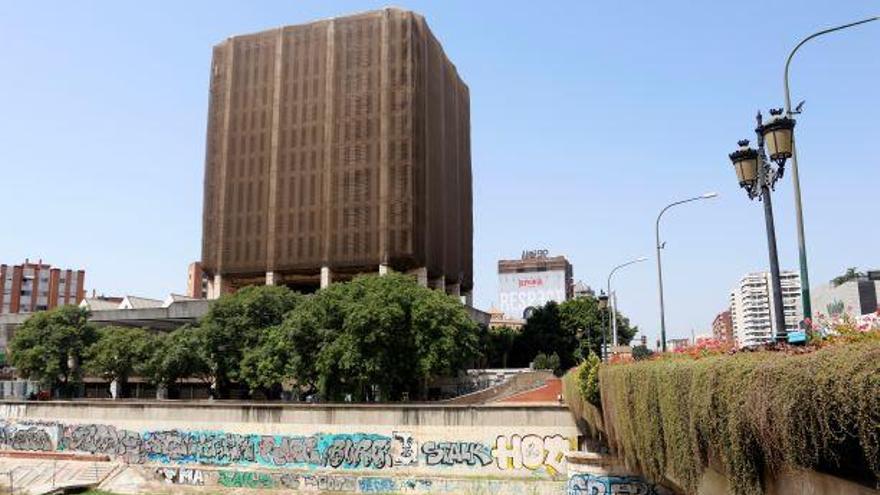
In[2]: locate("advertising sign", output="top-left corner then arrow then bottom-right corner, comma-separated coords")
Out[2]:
498,270 -> 567,319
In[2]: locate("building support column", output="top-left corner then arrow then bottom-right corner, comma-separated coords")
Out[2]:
265,271 -> 276,286
320,266 -> 333,289
208,274 -> 226,300
430,277 -> 445,292
407,267 -> 428,287
446,282 -> 460,298
379,264 -> 391,276
462,290 -> 473,307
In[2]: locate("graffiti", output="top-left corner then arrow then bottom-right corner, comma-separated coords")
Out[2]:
568,473 -> 659,495
0,425 -> 54,452
61,424 -> 145,462
322,436 -> 392,469
493,434 -> 572,474
259,434 -> 321,466
218,470 -> 274,489
393,431 -> 418,466
155,467 -> 205,486
359,477 -> 396,492
301,473 -> 357,492
421,441 -> 492,467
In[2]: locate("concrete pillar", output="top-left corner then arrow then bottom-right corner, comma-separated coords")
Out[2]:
463,290 -> 473,307
379,264 -> 391,276
208,274 -> 225,300
265,271 -> 276,286
430,277 -> 446,292
446,283 -> 461,298
407,267 -> 428,287
320,266 -> 333,289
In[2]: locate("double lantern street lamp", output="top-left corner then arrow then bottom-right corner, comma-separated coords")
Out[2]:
728,109 -> 796,341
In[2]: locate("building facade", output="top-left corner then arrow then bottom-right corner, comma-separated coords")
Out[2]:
497,250 -> 573,320
811,271 -> 879,319
187,262 -> 209,299
201,9 -> 472,299
712,310 -> 734,343
729,271 -> 801,347
0,259 -> 85,314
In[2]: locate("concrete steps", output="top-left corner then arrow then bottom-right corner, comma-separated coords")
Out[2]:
0,456 -> 118,495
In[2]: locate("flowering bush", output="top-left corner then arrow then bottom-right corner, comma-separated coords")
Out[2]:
812,309 -> 880,344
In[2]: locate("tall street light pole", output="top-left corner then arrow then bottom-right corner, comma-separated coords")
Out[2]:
782,16 -> 878,326
656,192 -> 718,352
606,257 -> 647,360
729,109 -> 795,341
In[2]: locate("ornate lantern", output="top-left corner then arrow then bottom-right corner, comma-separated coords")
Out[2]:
759,109 -> 795,163
728,140 -> 759,188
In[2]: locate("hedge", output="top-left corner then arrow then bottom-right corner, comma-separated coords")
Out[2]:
598,342 -> 880,495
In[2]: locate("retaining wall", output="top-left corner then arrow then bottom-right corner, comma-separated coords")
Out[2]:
0,400 -> 581,493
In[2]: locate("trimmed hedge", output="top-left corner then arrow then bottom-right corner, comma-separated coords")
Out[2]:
598,342 -> 880,495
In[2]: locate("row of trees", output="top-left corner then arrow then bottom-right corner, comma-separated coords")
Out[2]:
9,273 -> 638,400
479,297 -> 638,373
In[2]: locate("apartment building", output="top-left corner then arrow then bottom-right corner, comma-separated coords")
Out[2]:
729,271 -> 801,347
0,259 -> 85,314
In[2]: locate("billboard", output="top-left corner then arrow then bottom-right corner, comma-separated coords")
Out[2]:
498,270 -> 568,319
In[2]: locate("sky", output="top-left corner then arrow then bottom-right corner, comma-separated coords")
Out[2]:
2,1 -> 878,345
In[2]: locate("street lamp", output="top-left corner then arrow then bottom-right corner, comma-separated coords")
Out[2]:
656,192 -> 718,352
597,291 -> 609,362
606,257 -> 648,360
728,109 -> 793,341
782,16 -> 878,326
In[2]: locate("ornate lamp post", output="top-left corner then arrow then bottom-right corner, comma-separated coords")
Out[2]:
728,109 -> 795,341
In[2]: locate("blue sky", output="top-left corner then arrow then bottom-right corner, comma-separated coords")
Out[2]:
2,1 -> 877,344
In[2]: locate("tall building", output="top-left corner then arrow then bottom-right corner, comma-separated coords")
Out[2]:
497,250 -> 573,319
187,262 -> 209,299
0,259 -> 85,314
201,8 -> 472,300
729,271 -> 801,347
811,271 -> 879,318
712,310 -> 734,343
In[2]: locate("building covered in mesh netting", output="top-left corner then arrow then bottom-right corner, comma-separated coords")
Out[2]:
201,8 -> 472,301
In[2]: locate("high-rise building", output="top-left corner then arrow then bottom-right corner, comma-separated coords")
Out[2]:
0,259 -> 85,314
811,270 -> 879,318
729,271 -> 801,347
201,8 -> 472,300
712,310 -> 734,343
497,250 -> 573,319
187,262 -> 209,299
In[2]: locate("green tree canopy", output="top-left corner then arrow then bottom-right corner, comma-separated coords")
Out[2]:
509,297 -> 639,372
9,305 -> 98,396
143,325 -> 212,393
84,326 -> 155,397
241,273 -> 479,401
199,285 -> 302,397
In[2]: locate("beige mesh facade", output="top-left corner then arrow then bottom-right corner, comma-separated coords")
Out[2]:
201,9 -> 472,295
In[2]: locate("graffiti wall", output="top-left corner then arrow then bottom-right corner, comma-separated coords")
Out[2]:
0,419 -> 576,480
567,473 -> 663,495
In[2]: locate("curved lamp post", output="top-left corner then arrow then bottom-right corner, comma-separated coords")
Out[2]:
728,109 -> 795,341
783,16 -> 878,326
656,192 -> 718,352
606,257 -> 647,360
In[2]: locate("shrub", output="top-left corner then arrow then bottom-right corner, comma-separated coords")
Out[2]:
577,352 -> 601,407
599,341 -> 880,495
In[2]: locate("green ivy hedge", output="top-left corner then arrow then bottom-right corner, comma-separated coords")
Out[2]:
598,342 -> 880,495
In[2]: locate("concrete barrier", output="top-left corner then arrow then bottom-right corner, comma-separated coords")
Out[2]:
0,400 -> 580,494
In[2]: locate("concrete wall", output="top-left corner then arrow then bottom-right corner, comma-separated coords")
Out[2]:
0,401 -> 579,493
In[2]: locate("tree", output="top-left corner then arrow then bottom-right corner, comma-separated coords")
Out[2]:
577,352 -> 601,407
242,273 -> 479,401
9,305 -> 98,397
141,325 -> 211,398
532,352 -> 561,373
509,297 -> 640,372
832,267 -> 864,287
509,301 -> 578,370
631,344 -> 654,361
199,285 -> 302,398
84,326 -> 155,398
484,326 -> 517,368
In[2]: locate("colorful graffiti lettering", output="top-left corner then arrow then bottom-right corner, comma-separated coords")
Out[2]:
568,473 -> 659,495
493,434 -> 572,475
155,467 -> 205,486
0,425 -> 54,452
420,441 -> 492,467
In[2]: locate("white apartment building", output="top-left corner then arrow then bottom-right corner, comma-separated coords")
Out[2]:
729,271 -> 801,347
